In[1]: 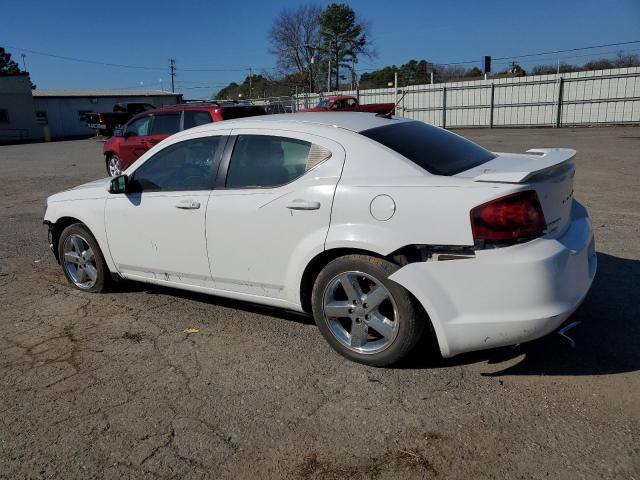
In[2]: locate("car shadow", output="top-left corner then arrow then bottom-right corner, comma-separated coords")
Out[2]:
118,280 -> 315,326
115,252 -> 638,376
402,252 -> 640,376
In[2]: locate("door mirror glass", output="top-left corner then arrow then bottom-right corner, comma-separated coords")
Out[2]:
113,127 -> 123,137
109,175 -> 129,194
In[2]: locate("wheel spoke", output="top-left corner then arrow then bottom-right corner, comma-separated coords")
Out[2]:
350,320 -> 368,348
76,267 -> 87,283
84,264 -> 98,282
367,311 -> 395,339
71,236 -> 84,253
84,247 -> 94,262
324,300 -> 352,318
339,273 -> 364,302
64,252 -> 81,264
364,285 -> 388,312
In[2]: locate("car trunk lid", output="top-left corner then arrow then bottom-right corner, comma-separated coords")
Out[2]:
457,148 -> 576,238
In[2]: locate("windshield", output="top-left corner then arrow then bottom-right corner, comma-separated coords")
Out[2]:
360,121 -> 496,176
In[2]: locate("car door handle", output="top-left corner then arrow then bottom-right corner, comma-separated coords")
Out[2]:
175,199 -> 201,210
286,199 -> 321,210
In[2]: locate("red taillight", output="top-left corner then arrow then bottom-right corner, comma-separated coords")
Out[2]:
98,114 -> 104,124
470,190 -> 546,242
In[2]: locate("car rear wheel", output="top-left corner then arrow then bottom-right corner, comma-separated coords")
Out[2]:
58,223 -> 110,293
106,155 -> 122,177
311,254 -> 425,366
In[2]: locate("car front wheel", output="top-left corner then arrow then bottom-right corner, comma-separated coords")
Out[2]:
106,154 -> 122,177
58,223 -> 110,293
311,254 -> 425,366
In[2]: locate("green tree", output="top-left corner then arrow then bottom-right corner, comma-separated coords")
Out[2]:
0,47 -> 36,88
464,67 -> 482,77
319,3 -> 373,91
0,47 -> 22,74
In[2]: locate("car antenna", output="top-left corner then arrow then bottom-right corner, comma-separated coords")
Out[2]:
376,89 -> 407,119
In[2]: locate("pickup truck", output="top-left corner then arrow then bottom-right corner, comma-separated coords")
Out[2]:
85,102 -> 156,136
298,96 -> 395,115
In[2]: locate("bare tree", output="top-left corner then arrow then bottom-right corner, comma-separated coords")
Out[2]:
268,5 -> 322,93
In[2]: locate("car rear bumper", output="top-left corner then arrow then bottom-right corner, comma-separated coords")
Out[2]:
389,200 -> 597,357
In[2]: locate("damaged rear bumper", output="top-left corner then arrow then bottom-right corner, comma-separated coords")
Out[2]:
389,201 -> 597,358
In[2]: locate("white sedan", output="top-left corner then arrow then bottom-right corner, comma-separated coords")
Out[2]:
44,113 -> 596,366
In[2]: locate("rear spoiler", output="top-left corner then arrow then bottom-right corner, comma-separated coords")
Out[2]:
472,148 -> 576,183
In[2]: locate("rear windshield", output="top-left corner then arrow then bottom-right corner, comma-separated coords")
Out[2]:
360,121 -> 495,176
221,106 -> 266,120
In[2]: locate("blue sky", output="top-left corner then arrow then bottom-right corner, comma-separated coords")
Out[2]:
2,0 -> 639,98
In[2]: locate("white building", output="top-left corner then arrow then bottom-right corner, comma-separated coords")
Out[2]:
32,89 -> 182,138
0,73 -> 182,143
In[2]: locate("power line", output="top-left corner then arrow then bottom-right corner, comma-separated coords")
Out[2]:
3,44 -> 166,71
1,44 -> 265,72
492,40 -> 640,62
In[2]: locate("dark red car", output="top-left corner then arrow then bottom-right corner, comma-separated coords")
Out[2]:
298,95 -> 395,115
103,102 -> 266,176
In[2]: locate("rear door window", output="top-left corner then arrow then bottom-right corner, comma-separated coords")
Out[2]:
360,121 -> 495,176
184,110 -> 213,129
150,114 -> 181,135
225,135 -> 331,188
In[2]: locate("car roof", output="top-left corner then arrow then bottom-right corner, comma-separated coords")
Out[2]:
181,112 -> 411,136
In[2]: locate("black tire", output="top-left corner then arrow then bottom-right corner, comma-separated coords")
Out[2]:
105,154 -> 122,177
57,223 -> 111,293
311,254 -> 426,367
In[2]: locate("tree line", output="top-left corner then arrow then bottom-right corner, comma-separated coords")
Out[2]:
216,1 -> 640,100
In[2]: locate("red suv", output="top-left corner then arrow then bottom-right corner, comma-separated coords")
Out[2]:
103,102 -> 266,176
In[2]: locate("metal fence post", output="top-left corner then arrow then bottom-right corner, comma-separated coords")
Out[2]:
555,77 -> 564,128
394,71 -> 398,109
489,83 -> 495,128
442,86 -> 447,129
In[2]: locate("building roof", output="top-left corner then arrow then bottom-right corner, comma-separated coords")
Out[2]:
32,89 -> 180,98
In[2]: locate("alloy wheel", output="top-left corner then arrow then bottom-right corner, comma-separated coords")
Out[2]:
322,271 -> 399,354
108,156 -> 121,176
62,234 -> 98,289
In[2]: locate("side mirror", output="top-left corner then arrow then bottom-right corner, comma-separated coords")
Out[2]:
109,174 -> 129,194
113,127 -> 123,137
123,131 -> 135,139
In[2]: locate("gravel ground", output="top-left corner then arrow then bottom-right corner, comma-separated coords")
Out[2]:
0,127 -> 638,479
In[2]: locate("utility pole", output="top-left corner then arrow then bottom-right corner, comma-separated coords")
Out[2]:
305,44 -> 315,94
351,57 -> 357,91
327,57 -> 331,92
169,58 -> 176,93
21,53 -> 27,72
248,67 -> 253,99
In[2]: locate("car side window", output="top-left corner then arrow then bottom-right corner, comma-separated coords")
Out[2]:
124,116 -> 151,137
347,98 -> 356,107
184,110 -> 213,130
225,135 -> 331,189
131,136 -> 221,192
150,114 -> 180,135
